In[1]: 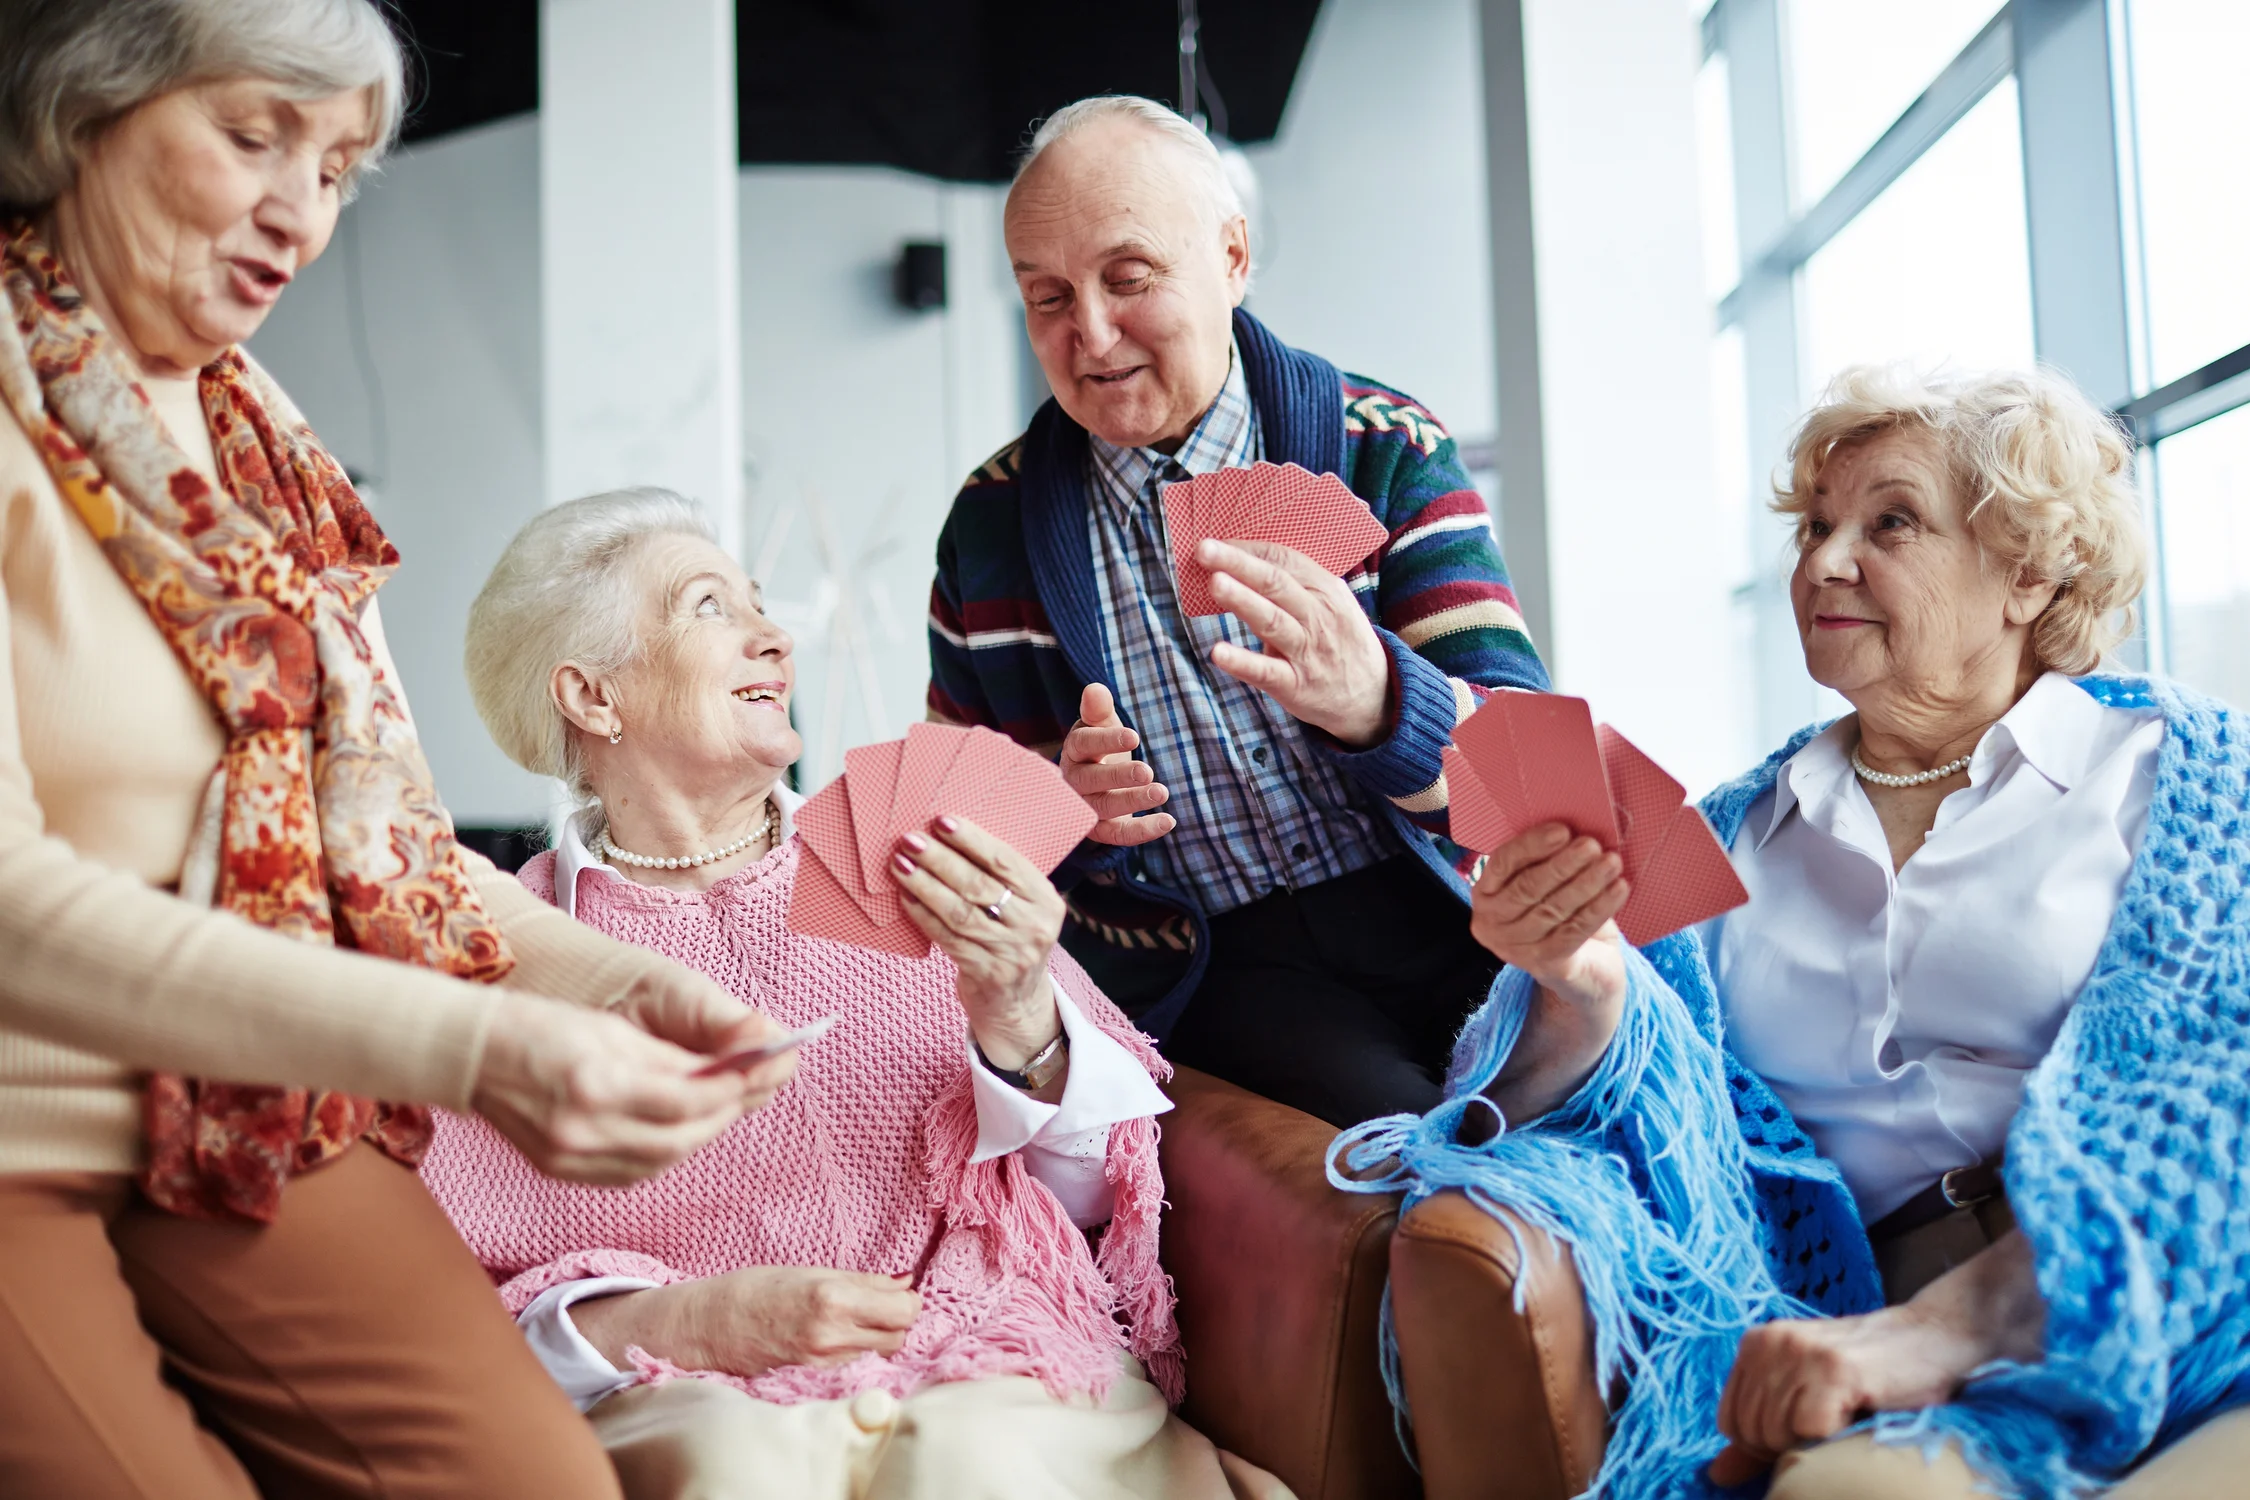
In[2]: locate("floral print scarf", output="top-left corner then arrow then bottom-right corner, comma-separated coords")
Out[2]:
0,221 -> 514,1222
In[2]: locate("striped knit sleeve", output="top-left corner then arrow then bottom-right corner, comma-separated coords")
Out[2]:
927,472 -> 1000,731
1328,383 -> 1550,844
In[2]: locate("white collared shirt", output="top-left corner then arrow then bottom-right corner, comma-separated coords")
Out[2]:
1709,672 -> 2163,1224
526,791 -> 1171,1407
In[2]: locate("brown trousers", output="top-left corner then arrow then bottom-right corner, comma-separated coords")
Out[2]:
0,1147 -> 621,1500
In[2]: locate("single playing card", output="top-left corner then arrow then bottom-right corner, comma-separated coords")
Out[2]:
792,776 -> 872,913
883,722 -> 968,864
1615,804 -> 1748,947
1595,724 -> 1686,885
920,728 -> 1096,872
1443,745 -> 1515,854
977,755 -> 1101,873
1162,484 -> 1223,617
786,838 -> 932,958
844,738 -> 904,907
1452,691 -> 1620,848
692,1014 -> 837,1076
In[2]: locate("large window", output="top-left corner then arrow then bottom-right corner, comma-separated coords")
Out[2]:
2117,0 -> 2250,709
1798,79 -> 2033,393
1700,0 -> 2250,739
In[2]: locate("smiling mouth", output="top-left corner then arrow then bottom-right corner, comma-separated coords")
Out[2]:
733,685 -> 785,707
1084,368 -> 1142,386
1812,614 -> 1878,630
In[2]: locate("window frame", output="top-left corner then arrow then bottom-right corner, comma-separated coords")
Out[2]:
1701,0 -> 2250,740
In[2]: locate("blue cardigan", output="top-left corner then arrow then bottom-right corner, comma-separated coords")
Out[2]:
1332,675 -> 2250,1497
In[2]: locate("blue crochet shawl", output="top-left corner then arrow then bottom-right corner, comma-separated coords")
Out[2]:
1330,675 -> 2250,1498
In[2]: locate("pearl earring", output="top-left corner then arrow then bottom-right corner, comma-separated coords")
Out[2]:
608,726 -> 622,745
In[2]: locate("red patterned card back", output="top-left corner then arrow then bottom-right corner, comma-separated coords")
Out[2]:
1615,804 -> 1749,946
844,738 -> 904,907
1595,723 -> 1686,885
924,728 -> 1096,874
1443,745 -> 1516,854
792,777 -> 871,911
785,840 -> 931,958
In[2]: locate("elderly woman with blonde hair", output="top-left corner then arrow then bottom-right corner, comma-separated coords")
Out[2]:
0,4 -> 798,1496
419,489 -> 1285,1500
1338,365 -> 2250,1498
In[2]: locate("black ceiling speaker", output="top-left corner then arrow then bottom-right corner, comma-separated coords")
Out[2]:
895,241 -> 947,312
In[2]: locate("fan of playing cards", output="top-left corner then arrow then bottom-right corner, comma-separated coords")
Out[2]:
786,723 -> 1097,957
1162,460 -> 1391,616
1444,692 -> 1749,946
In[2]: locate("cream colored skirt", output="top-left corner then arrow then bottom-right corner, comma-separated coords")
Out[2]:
586,1358 -> 1295,1500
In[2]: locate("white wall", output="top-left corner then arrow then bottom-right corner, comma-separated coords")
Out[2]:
736,168 -> 1023,791
1514,0 -> 1737,792
248,117 -> 551,827
1243,0 -> 1499,455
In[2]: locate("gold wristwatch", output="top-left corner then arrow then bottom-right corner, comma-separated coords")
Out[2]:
977,1029 -> 1070,1092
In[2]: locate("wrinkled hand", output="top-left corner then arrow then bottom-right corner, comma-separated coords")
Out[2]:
892,817 -> 1066,1070
1059,683 -> 1175,846
1708,1308 -> 1993,1486
1471,823 -> 1631,1122
570,1266 -> 922,1380
1200,538 -> 1391,748
1708,1232 -> 2045,1486
470,992 -> 764,1186
610,961 -> 798,1114
1470,823 -> 1629,1011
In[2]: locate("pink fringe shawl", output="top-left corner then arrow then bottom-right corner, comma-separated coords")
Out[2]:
419,840 -> 1182,1408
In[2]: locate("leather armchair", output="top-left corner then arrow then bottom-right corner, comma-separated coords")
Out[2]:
1157,1067 -> 1419,1500
1157,1071 -> 1605,1500
1388,1191 -> 1605,1500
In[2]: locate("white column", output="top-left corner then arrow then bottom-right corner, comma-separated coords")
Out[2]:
1481,0 -> 1738,792
540,0 -> 743,553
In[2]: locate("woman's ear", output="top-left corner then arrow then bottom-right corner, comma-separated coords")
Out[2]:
552,661 -> 619,740
2004,565 -> 2063,629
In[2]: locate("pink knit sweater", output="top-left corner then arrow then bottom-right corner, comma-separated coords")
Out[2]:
418,838 -> 1182,1406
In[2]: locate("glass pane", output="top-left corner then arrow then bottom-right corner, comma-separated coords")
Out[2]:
2122,0 -> 2250,390
2153,402 -> 2250,710
1784,0 -> 2001,208
1710,325 -> 1753,583
1697,53 -> 1739,301
1798,80 -> 2034,399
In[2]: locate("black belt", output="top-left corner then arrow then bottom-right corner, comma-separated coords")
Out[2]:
1867,1156 -> 2006,1244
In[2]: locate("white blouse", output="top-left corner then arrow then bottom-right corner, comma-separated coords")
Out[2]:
1709,672 -> 2163,1224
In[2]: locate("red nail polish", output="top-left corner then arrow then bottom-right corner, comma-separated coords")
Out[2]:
937,815 -> 960,833
893,853 -> 916,875
901,831 -> 928,852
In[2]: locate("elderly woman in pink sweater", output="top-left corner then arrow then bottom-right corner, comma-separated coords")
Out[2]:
420,488 -> 1283,1500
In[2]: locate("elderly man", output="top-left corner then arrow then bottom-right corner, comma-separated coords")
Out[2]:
926,96 -> 1547,1126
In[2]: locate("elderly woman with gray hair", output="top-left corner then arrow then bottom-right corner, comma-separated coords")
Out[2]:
0,5 -> 798,1496
417,489 -> 1282,1500
1337,366 -> 2250,1499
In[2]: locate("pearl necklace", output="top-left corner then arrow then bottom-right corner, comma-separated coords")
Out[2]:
1850,744 -> 1973,788
597,799 -> 777,870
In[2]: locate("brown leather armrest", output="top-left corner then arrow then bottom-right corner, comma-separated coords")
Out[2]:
1389,1190 -> 1607,1500
1157,1067 -> 1419,1500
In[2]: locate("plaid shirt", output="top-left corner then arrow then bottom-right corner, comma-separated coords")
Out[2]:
1085,347 -> 1398,915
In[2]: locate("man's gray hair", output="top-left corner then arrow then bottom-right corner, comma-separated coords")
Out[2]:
0,0 -> 407,212
465,488 -> 718,805
1017,95 -> 1250,237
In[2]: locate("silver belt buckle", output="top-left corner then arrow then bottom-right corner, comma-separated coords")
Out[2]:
1940,1164 -> 1994,1210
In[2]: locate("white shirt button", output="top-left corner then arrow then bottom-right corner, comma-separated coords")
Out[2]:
850,1388 -> 899,1432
